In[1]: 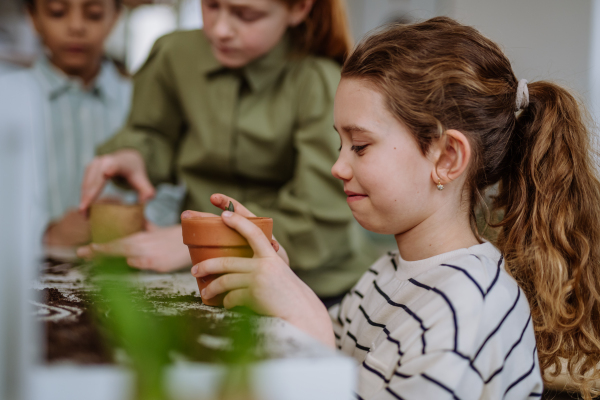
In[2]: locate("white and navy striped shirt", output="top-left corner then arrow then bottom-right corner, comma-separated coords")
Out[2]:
330,242 -> 543,400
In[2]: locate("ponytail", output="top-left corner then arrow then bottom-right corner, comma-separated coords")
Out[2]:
495,82 -> 600,397
283,0 -> 353,64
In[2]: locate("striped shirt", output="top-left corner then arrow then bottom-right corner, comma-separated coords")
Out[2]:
330,242 -> 543,400
31,57 -> 132,221
3,57 -> 184,226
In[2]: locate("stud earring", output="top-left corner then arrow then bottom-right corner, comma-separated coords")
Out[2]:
437,180 -> 444,191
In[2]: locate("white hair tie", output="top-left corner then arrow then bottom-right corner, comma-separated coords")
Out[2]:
516,79 -> 529,110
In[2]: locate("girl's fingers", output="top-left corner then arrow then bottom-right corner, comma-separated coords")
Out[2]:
79,160 -> 109,212
222,288 -> 251,310
89,236 -> 145,257
221,212 -> 275,258
76,245 -> 93,259
210,194 -> 256,218
180,210 -> 219,220
127,257 -> 148,269
129,170 -> 156,203
203,273 -> 251,299
145,221 -> 159,232
271,238 -> 280,253
89,242 -> 126,256
77,235 -> 144,258
191,257 -> 259,277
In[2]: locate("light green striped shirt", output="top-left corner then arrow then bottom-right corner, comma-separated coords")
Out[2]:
29,57 -> 184,225
31,58 -> 132,220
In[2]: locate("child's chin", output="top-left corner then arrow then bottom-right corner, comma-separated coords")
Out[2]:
212,50 -> 249,69
352,213 -> 398,236
353,214 -> 384,234
60,59 -> 92,73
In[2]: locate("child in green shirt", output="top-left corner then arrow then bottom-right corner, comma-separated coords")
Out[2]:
78,0 -> 377,302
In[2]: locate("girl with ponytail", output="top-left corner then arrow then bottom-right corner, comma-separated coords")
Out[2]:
187,16 -> 600,399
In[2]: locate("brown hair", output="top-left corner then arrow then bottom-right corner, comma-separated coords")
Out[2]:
280,0 -> 352,64
342,17 -> 600,399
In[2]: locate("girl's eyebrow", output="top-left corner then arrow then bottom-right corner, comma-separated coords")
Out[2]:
334,124 -> 373,135
229,4 -> 265,13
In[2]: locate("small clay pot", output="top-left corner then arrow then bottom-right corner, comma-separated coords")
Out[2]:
181,216 -> 273,307
90,203 -> 145,244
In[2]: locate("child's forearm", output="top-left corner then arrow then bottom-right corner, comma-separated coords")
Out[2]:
289,308 -> 336,348
282,283 -> 337,348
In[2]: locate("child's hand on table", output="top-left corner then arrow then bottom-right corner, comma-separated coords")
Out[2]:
190,204 -> 334,348
44,208 -> 91,246
76,194 -> 285,273
77,222 -> 192,272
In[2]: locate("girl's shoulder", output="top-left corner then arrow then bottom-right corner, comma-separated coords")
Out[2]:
151,29 -> 208,52
413,242 -> 521,303
286,54 -> 341,90
277,55 -> 342,118
141,30 -> 212,69
403,243 -> 532,337
365,243 -> 529,324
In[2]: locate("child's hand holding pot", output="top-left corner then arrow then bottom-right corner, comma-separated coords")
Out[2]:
190,210 -> 335,348
206,193 -> 287,263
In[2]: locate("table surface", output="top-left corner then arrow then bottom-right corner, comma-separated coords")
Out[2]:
32,260 -> 335,361
30,260 -> 357,400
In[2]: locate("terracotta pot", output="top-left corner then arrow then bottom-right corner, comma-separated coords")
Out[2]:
181,216 -> 273,307
90,203 -> 145,244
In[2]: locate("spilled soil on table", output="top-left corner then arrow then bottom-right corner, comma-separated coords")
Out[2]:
36,264 -> 263,365
40,287 -> 113,364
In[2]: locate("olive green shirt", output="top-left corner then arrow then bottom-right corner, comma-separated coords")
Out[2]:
98,30 -> 377,297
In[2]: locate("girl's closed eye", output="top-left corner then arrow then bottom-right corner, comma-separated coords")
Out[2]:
351,144 -> 368,154
235,9 -> 265,22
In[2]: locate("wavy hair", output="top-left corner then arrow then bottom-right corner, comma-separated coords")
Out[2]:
281,0 -> 353,64
342,17 -> 600,398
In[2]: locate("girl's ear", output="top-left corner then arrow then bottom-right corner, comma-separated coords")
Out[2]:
288,0 -> 315,27
429,129 -> 471,188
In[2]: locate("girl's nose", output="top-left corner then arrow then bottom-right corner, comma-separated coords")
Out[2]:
331,155 -> 352,181
213,12 -> 234,40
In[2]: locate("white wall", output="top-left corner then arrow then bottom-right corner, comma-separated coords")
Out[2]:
347,0 -> 595,109
347,0 -> 438,41
449,0 -> 593,105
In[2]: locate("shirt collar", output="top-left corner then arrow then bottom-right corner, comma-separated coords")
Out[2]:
33,56 -> 122,101
199,34 -> 291,93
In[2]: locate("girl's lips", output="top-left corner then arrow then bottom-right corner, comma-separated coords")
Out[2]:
215,45 -> 236,54
347,195 -> 367,203
345,191 -> 368,202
